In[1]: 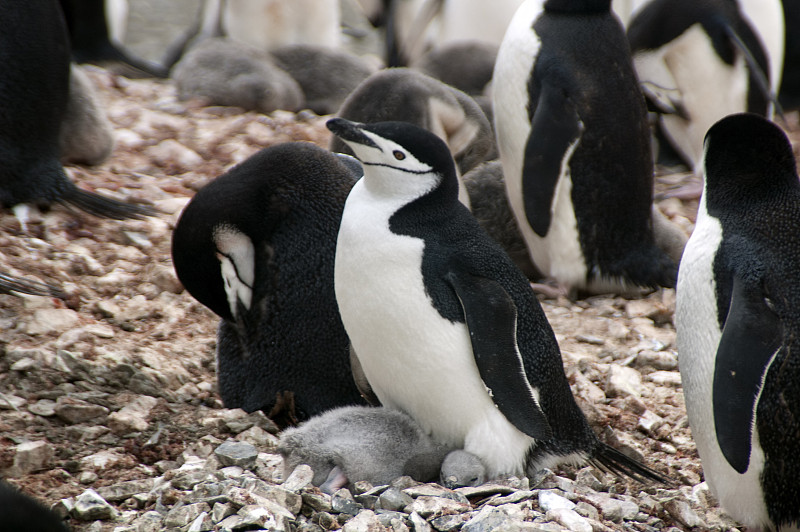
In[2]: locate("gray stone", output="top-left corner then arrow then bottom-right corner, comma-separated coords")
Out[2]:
73,489 -> 115,521
78,471 -> 98,484
332,488 -> 364,515
214,440 -> 258,469
405,496 -> 471,519
164,502 -> 211,528
80,449 -> 130,472
52,498 -> 75,519
605,365 -> 643,398
217,514 -> 244,531
574,468 -> 606,491
342,509 -> 385,532
462,506 -> 520,532
27,399 -> 57,417
647,371 -> 682,387
408,511 -> 433,532
283,464 -> 314,492
404,484 -> 468,503
485,490 -> 536,506
212,501 -> 236,522
376,487 -> 414,512
54,396 -> 109,424
107,395 -> 158,435
545,508 -> 593,532
97,478 -> 158,502
185,481 -> 229,504
303,491 -> 333,513
237,504 -> 292,531
663,498 -> 705,528
455,484 -> 516,499
5,440 -> 54,476
429,513 -> 471,531
538,490 -> 575,512
635,350 -> 678,370
187,511 -> 214,532
241,477 -> 302,514
25,308 -> 79,335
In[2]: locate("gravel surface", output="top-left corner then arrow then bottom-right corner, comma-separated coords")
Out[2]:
1,65 -> 799,532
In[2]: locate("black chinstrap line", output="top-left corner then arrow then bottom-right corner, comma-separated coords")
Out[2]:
361,160 -> 433,175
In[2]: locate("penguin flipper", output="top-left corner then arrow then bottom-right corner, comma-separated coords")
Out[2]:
445,270 -> 552,441
0,273 -> 64,299
522,82 -> 583,237
713,272 -> 783,474
350,345 -> 381,407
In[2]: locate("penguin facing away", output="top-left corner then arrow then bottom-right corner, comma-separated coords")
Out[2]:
328,117 -> 666,482
277,405 -> 486,493
171,142 -> 366,425
626,0 -> 780,173
330,67 -> 496,210
493,0 -> 677,295
0,1 -> 154,221
676,113 -> 800,531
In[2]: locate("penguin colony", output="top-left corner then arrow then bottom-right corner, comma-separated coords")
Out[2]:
4,1 -> 800,529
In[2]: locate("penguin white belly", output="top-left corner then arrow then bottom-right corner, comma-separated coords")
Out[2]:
676,204 -> 769,527
635,24 -> 748,173
438,0 -> 524,48
494,0 -> 587,288
335,183 -> 534,477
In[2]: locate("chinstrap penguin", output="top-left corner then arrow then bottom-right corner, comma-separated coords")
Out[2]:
328,117 -> 667,482
676,113 -> 800,531
0,1 -> 154,221
627,0 -> 781,174
278,405 -> 486,493
171,142 -> 366,426
330,67 -> 496,210
493,0 -> 677,295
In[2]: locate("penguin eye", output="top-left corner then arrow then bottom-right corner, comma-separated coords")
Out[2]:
393,150 -> 406,161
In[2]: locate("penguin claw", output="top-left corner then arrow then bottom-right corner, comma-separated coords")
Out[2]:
529,281 -> 570,300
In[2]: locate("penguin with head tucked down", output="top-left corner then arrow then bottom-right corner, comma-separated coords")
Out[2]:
676,113 -> 800,531
171,142 -> 366,426
0,1 -> 154,222
328,117 -> 667,482
626,0 -> 782,174
493,0 -> 677,296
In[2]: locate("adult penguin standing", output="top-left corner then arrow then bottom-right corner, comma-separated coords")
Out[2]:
329,117 -> 666,482
493,0 -> 677,296
676,113 -> 800,531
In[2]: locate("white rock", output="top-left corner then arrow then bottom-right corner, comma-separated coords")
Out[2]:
24,308 -> 80,335
606,365 -> 643,398
73,489 -> 116,521
342,509 -> 385,532
545,508 -> 593,532
538,490 -> 575,512
107,395 -> 159,435
647,371 -> 682,387
5,440 -> 54,477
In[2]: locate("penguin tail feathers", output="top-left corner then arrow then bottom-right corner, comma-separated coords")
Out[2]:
60,185 -> 157,220
0,273 -> 65,299
590,443 -> 673,485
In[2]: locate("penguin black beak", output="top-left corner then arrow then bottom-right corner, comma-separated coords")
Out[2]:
326,118 -> 379,149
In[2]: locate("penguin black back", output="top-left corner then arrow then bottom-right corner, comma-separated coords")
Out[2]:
533,0 -> 676,289
172,142 -> 366,422
0,481 -> 70,532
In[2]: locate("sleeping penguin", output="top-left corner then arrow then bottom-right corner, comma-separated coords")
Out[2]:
171,142 -> 366,426
676,113 -> 800,531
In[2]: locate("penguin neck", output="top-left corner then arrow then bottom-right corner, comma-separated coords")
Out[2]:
360,164 -> 457,207
388,169 -> 462,229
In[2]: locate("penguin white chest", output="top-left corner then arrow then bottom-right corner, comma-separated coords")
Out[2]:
334,182 -> 534,476
676,203 -> 769,526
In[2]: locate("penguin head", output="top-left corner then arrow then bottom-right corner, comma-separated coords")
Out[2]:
544,0 -> 611,14
327,118 -> 459,202
702,113 -> 798,210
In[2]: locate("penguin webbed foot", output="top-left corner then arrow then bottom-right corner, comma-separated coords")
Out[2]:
319,466 -> 349,494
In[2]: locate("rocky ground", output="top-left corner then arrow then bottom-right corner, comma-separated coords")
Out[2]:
1,66 -> 799,532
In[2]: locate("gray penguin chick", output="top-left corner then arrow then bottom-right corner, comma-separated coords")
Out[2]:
60,64 -> 115,166
278,406 -> 485,493
440,450 -> 487,489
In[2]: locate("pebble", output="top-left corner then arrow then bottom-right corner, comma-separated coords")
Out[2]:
107,395 -> 158,434
663,498 -> 705,528
24,308 -> 80,335
55,396 -> 110,424
4,440 -> 54,477
545,508 -> 593,532
73,489 -> 116,521
214,440 -> 259,469
538,490 -> 575,512
605,365 -> 644,398
283,464 -> 314,492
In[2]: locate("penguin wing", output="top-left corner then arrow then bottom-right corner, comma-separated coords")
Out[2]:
713,272 -> 783,474
445,270 -> 552,441
522,81 -> 583,237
